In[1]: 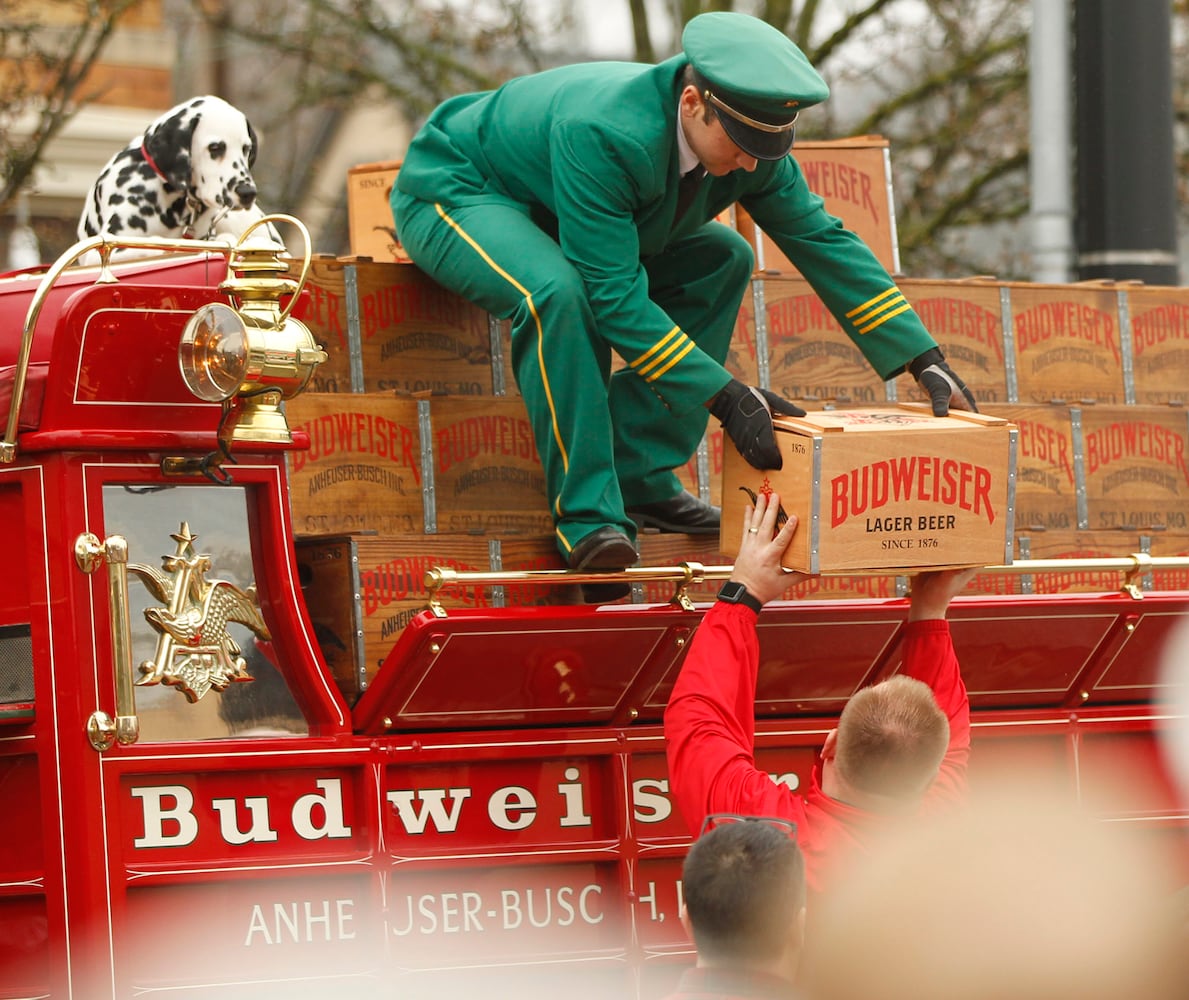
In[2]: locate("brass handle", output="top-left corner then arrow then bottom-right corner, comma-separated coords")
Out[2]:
76,532 -> 139,750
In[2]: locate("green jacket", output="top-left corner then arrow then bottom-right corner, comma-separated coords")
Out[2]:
396,55 -> 936,393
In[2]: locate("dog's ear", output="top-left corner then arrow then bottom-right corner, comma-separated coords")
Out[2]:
143,109 -> 199,193
245,118 -> 259,168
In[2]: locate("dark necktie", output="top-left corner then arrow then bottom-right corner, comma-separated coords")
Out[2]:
673,165 -> 706,226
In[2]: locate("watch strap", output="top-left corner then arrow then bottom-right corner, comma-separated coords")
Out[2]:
717,581 -> 763,614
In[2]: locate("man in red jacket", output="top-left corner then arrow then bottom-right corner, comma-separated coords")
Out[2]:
664,490 -> 977,897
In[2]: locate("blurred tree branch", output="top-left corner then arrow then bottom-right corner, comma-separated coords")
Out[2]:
0,0 -> 142,216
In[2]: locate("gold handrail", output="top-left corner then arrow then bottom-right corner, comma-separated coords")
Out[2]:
76,532 -> 140,750
424,554 -> 1189,613
0,216 -> 311,464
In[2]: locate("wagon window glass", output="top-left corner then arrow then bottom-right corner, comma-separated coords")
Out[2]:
102,484 -> 307,741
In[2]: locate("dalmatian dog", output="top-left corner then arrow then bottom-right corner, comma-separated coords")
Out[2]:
78,95 -> 281,248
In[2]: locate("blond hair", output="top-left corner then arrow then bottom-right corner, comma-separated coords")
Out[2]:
834,675 -> 949,800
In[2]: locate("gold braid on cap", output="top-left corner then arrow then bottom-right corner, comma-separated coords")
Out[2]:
704,90 -> 799,133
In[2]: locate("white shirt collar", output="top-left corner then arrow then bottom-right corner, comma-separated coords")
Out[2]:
675,102 -> 699,175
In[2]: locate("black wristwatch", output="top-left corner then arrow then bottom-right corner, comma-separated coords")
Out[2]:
717,581 -> 763,614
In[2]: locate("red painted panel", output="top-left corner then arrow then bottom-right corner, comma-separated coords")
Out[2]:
0,755 -> 42,874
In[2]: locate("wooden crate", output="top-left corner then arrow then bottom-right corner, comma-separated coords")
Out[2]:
297,534 -> 490,699
1012,529 -> 1149,595
900,278 -> 1009,404
1007,282 -> 1127,404
346,160 -> 407,262
1076,405 -> 1189,531
425,396 -> 554,535
636,533 -> 728,605
735,137 -> 899,277
299,259 -> 496,395
1145,531 -> 1189,591
722,290 -> 762,388
981,404 -> 1080,532
677,427 -> 726,508
754,277 -> 890,406
721,406 -> 1016,573
286,393 -> 424,536
297,534 -> 569,698
1121,285 -> 1189,405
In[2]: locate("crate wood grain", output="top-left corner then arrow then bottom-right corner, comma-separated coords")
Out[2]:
346,160 -> 407,262
735,137 -> 898,277
286,393 -> 423,536
900,278 -> 1009,404
426,396 -> 553,535
1076,405 -> 1189,531
1145,531 -> 1189,591
1007,283 -> 1127,405
753,277 -> 890,407
1012,530 -> 1150,594
981,404 -> 1080,532
1121,285 -> 1189,405
298,534 -> 574,696
299,258 -> 496,395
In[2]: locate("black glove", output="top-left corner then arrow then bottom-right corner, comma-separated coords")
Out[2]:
709,379 -> 806,471
908,348 -> 979,417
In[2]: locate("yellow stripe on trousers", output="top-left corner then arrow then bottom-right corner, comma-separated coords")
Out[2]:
433,204 -> 570,526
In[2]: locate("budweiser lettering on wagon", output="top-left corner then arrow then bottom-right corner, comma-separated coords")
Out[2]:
721,405 -> 1017,574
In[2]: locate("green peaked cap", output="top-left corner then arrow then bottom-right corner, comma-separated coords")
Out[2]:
682,12 -> 830,159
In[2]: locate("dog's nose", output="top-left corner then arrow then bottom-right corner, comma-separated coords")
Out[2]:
235,182 -> 258,208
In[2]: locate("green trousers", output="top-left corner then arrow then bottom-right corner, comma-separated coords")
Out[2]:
393,192 -> 752,558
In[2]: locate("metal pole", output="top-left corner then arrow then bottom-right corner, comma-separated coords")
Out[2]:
1074,0 -> 1179,284
1029,0 -> 1074,283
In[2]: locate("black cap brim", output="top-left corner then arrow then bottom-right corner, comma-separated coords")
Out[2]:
716,111 -> 795,161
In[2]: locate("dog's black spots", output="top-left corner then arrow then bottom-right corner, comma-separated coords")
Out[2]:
79,95 -> 264,244
127,216 -> 149,232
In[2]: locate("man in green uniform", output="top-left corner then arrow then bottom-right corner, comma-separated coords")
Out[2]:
392,11 -> 976,598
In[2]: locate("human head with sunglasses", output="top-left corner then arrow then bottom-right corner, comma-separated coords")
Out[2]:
674,814 -> 807,993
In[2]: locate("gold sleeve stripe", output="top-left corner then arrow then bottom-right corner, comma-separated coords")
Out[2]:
433,203 -> 569,474
857,301 -> 912,334
643,339 -> 697,381
633,327 -> 695,380
631,327 -> 684,368
636,335 -> 691,380
846,288 -> 910,334
845,287 -> 901,319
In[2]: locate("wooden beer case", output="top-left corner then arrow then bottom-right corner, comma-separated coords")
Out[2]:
720,405 -> 1017,573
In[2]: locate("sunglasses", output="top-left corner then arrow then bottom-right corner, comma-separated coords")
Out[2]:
699,812 -> 798,840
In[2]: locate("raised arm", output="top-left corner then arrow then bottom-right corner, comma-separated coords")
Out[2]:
900,568 -> 979,803
664,494 -> 809,831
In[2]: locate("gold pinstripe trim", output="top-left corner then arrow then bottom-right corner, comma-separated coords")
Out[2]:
845,287 -> 910,335
433,203 -> 569,474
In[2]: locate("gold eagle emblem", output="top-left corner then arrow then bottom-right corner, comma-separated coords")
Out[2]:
130,523 -> 271,703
